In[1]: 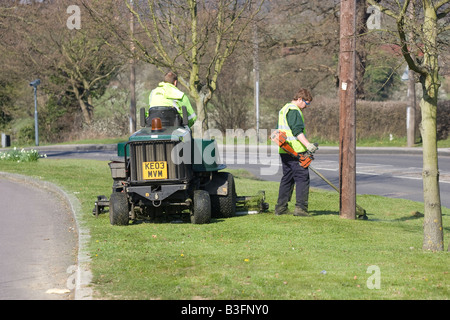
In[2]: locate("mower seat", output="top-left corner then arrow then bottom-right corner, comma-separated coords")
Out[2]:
148,107 -> 182,127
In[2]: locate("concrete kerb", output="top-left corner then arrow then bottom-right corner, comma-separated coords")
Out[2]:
0,172 -> 93,300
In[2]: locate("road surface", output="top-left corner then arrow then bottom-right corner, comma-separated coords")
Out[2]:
0,178 -> 77,300
224,147 -> 450,209
32,144 -> 450,209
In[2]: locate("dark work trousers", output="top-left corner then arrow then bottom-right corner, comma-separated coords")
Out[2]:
276,153 -> 310,211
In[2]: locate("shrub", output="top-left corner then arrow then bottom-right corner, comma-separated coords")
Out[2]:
437,100 -> 450,140
303,97 -> 408,142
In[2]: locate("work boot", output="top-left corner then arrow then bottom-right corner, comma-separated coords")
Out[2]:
274,204 -> 288,216
293,206 -> 309,217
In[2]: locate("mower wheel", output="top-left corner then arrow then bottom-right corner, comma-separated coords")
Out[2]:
109,192 -> 129,226
190,190 -> 211,224
211,172 -> 236,218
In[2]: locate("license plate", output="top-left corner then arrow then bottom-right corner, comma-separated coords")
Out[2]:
142,161 -> 168,180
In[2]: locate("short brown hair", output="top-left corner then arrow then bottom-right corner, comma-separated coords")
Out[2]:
164,71 -> 178,84
293,88 -> 313,102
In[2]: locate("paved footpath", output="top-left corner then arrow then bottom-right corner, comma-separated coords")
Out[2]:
0,177 -> 78,300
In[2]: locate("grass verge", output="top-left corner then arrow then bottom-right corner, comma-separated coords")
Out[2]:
0,159 -> 449,300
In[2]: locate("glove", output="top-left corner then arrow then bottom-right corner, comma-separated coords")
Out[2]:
307,143 -> 318,153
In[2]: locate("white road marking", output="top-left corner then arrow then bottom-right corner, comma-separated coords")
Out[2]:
312,160 -> 450,183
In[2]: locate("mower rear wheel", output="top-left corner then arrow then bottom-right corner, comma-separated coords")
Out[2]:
211,172 -> 236,218
190,190 -> 211,224
109,192 -> 129,226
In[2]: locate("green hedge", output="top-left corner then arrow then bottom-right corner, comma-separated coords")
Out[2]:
302,97 -> 450,142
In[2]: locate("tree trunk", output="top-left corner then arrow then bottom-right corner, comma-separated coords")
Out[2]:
72,86 -> 93,124
78,98 -> 93,125
420,77 -> 443,251
192,84 -> 212,138
193,96 -> 206,138
355,0 -> 369,100
419,4 -> 443,251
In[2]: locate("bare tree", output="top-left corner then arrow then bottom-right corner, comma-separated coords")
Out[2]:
83,0 -> 264,136
2,1 -> 122,124
368,0 -> 450,251
239,0 -> 343,115
210,53 -> 253,131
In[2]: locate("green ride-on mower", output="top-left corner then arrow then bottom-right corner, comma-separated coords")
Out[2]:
94,106 -> 268,225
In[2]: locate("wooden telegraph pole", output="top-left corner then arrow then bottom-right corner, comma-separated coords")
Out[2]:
253,24 -> 260,143
129,0 -> 136,134
406,0 -> 417,147
339,0 -> 357,219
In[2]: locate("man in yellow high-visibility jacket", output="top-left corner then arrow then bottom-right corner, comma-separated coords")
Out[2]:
149,71 -> 197,128
275,88 -> 318,217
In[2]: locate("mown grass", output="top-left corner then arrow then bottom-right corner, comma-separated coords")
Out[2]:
0,159 -> 449,300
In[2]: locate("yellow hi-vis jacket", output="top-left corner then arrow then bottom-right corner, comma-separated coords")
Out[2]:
277,103 -> 307,154
149,82 -> 197,128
